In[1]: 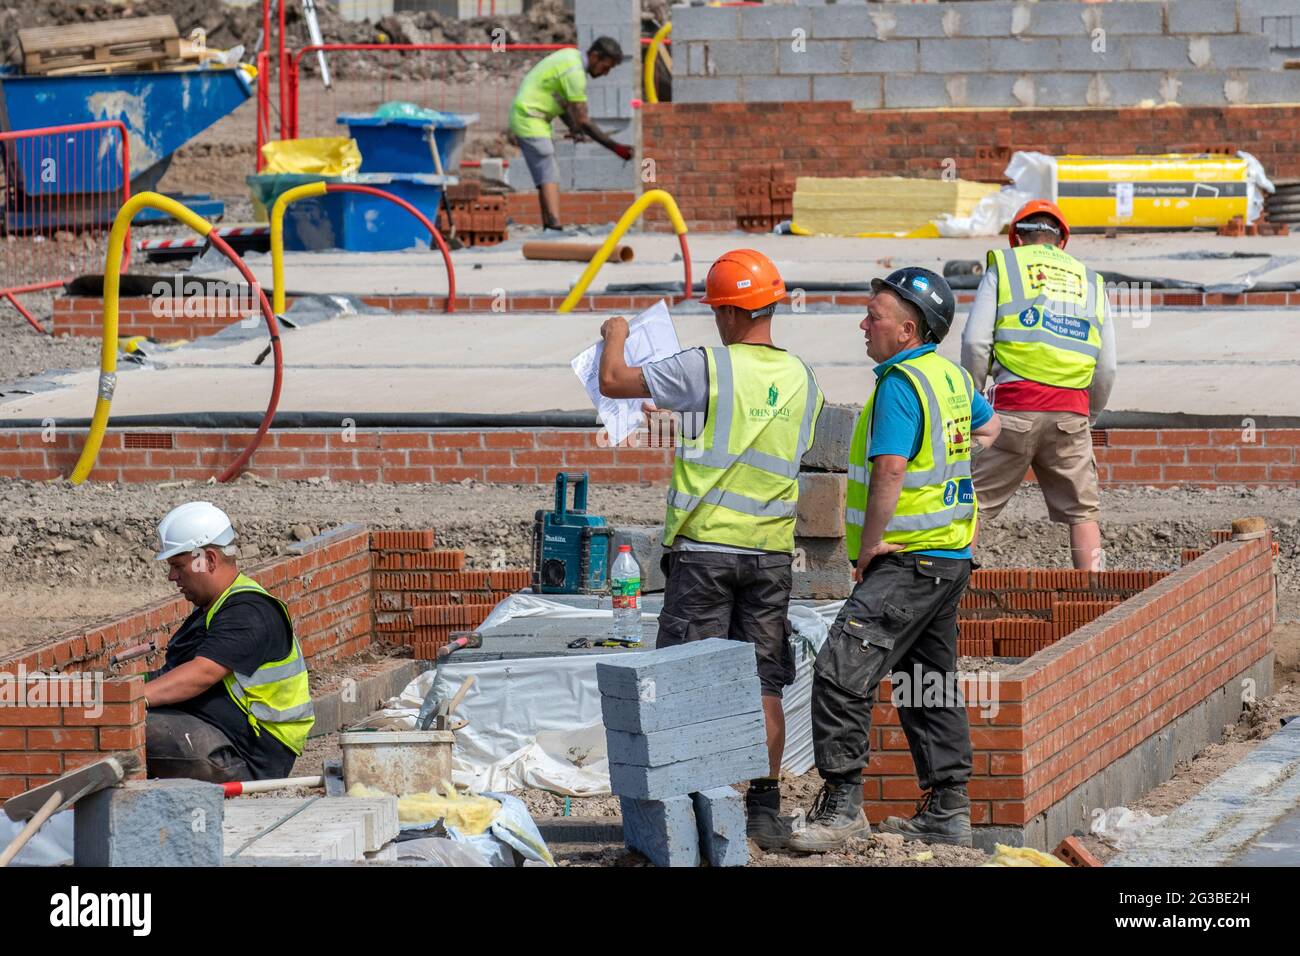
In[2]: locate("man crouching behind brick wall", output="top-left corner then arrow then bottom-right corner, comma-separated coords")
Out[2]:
142,502 -> 313,782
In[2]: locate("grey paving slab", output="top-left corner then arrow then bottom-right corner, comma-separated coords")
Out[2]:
609,742 -> 769,800
601,676 -> 763,734
596,637 -> 758,701
606,712 -> 766,767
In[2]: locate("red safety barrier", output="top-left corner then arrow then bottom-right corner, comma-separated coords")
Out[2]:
0,121 -> 131,334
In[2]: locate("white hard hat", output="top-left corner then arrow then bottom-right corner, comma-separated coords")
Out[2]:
155,501 -> 237,561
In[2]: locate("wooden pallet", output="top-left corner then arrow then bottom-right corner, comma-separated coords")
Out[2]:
19,15 -> 184,76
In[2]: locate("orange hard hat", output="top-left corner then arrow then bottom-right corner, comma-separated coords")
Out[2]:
1010,199 -> 1070,249
700,248 -> 787,312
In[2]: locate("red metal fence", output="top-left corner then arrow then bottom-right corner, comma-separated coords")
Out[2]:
0,121 -> 131,333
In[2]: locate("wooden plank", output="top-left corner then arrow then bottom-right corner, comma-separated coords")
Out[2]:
19,16 -> 178,56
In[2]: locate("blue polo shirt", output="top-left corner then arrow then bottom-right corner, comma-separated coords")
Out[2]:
867,344 -> 992,559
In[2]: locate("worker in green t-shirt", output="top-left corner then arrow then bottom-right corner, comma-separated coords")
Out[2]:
509,37 -> 633,231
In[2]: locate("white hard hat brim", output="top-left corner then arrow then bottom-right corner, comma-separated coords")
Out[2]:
154,525 -> 237,561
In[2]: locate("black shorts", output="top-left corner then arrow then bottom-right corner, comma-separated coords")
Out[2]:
656,549 -> 796,698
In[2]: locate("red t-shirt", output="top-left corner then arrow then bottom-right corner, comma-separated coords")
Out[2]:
992,379 -> 1090,416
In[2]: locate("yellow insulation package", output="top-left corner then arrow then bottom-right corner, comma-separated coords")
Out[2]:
792,176 -> 999,237
1054,154 -> 1260,229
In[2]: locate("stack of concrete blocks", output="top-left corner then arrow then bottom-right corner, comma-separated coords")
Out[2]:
793,403 -> 857,600
674,0 -> 1300,109
506,0 -> 639,194
598,639 -> 767,867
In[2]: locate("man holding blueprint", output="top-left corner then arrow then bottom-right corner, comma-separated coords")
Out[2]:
597,248 -> 824,850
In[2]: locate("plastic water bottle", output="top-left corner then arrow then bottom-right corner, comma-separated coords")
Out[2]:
611,545 -> 643,645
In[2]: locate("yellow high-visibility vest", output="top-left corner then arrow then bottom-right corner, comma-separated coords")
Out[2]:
988,244 -> 1106,390
663,344 -> 824,553
204,574 -> 314,755
845,350 -> 976,558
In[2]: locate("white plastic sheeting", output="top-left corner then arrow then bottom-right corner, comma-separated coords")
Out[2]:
0,809 -> 74,867
376,600 -> 842,796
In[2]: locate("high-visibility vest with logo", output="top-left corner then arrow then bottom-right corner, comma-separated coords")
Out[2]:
204,574 -> 315,755
845,350 -> 977,558
663,344 -> 824,554
988,244 -> 1106,390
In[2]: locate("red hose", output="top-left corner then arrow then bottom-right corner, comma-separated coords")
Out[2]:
324,183 -> 456,312
206,232 -> 283,483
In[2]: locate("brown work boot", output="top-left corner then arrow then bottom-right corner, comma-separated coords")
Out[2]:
786,780 -> 870,853
878,786 -> 972,847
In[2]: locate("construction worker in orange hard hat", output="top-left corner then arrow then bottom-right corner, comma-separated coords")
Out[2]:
597,248 -> 825,850
961,199 -> 1117,571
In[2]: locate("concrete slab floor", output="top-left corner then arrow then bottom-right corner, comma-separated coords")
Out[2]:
4,305 -> 1300,420
204,232 -> 1300,297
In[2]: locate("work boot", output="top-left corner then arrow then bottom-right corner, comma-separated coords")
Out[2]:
786,779 -> 869,853
878,786 -> 972,847
745,783 -> 788,851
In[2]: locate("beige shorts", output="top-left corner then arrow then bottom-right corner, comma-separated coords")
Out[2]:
973,410 -> 1100,524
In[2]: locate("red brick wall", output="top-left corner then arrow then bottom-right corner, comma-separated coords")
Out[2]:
3,427 -> 1299,486
0,428 -> 675,485
0,527 -> 373,798
642,102 -> 1300,230
861,533 -> 1275,829
506,191 -> 636,227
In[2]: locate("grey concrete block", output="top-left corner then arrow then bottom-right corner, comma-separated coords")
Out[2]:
950,73 -> 1021,109
1241,69 -> 1300,103
710,40 -> 780,77
685,41 -> 709,78
812,5 -> 881,40
567,156 -> 635,191
1023,2 -> 1090,37
1168,0 -> 1240,34
1110,71 -> 1174,105
607,711 -> 766,767
1208,34 -> 1274,67
692,787 -> 750,867
803,403 -> 857,472
75,779 -> 224,867
612,525 -> 666,593
610,741 -> 769,800
742,76 -> 813,102
1032,72 -> 1097,108
987,38 -> 1063,72
780,40 -> 852,75
1128,35 -> 1197,70
674,77 -> 741,104
619,794 -> 699,866
919,39 -> 993,73
883,73 -> 953,109
1097,0 -> 1167,35
739,5 -> 813,40
601,675 -> 763,734
813,74 -> 884,107
596,637 -> 758,702
847,38 -> 920,74
1058,35 -> 1133,70
1164,71 -> 1234,105
796,471 -> 846,538
956,2 -> 1025,38
674,7 -> 740,43
870,3 -> 951,40
791,565 -> 852,600
795,536 -> 849,572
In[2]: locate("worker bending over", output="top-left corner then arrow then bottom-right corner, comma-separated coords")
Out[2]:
961,200 -> 1116,570
790,268 -> 1000,853
144,502 -> 314,783
509,37 -> 633,231
598,249 -> 825,849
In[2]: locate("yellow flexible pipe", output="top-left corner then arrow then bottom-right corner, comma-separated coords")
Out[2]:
270,181 -> 329,314
644,22 -> 671,105
558,189 -> 689,314
70,192 -> 214,485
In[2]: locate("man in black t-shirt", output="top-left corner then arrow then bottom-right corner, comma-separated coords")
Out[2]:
144,503 -> 307,783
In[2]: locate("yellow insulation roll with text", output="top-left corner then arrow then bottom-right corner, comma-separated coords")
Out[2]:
1054,154 -> 1255,229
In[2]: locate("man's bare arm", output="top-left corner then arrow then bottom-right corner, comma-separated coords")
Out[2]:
598,316 -> 652,399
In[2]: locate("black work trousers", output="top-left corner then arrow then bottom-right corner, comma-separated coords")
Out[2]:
146,707 -> 252,783
811,553 -> 973,788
